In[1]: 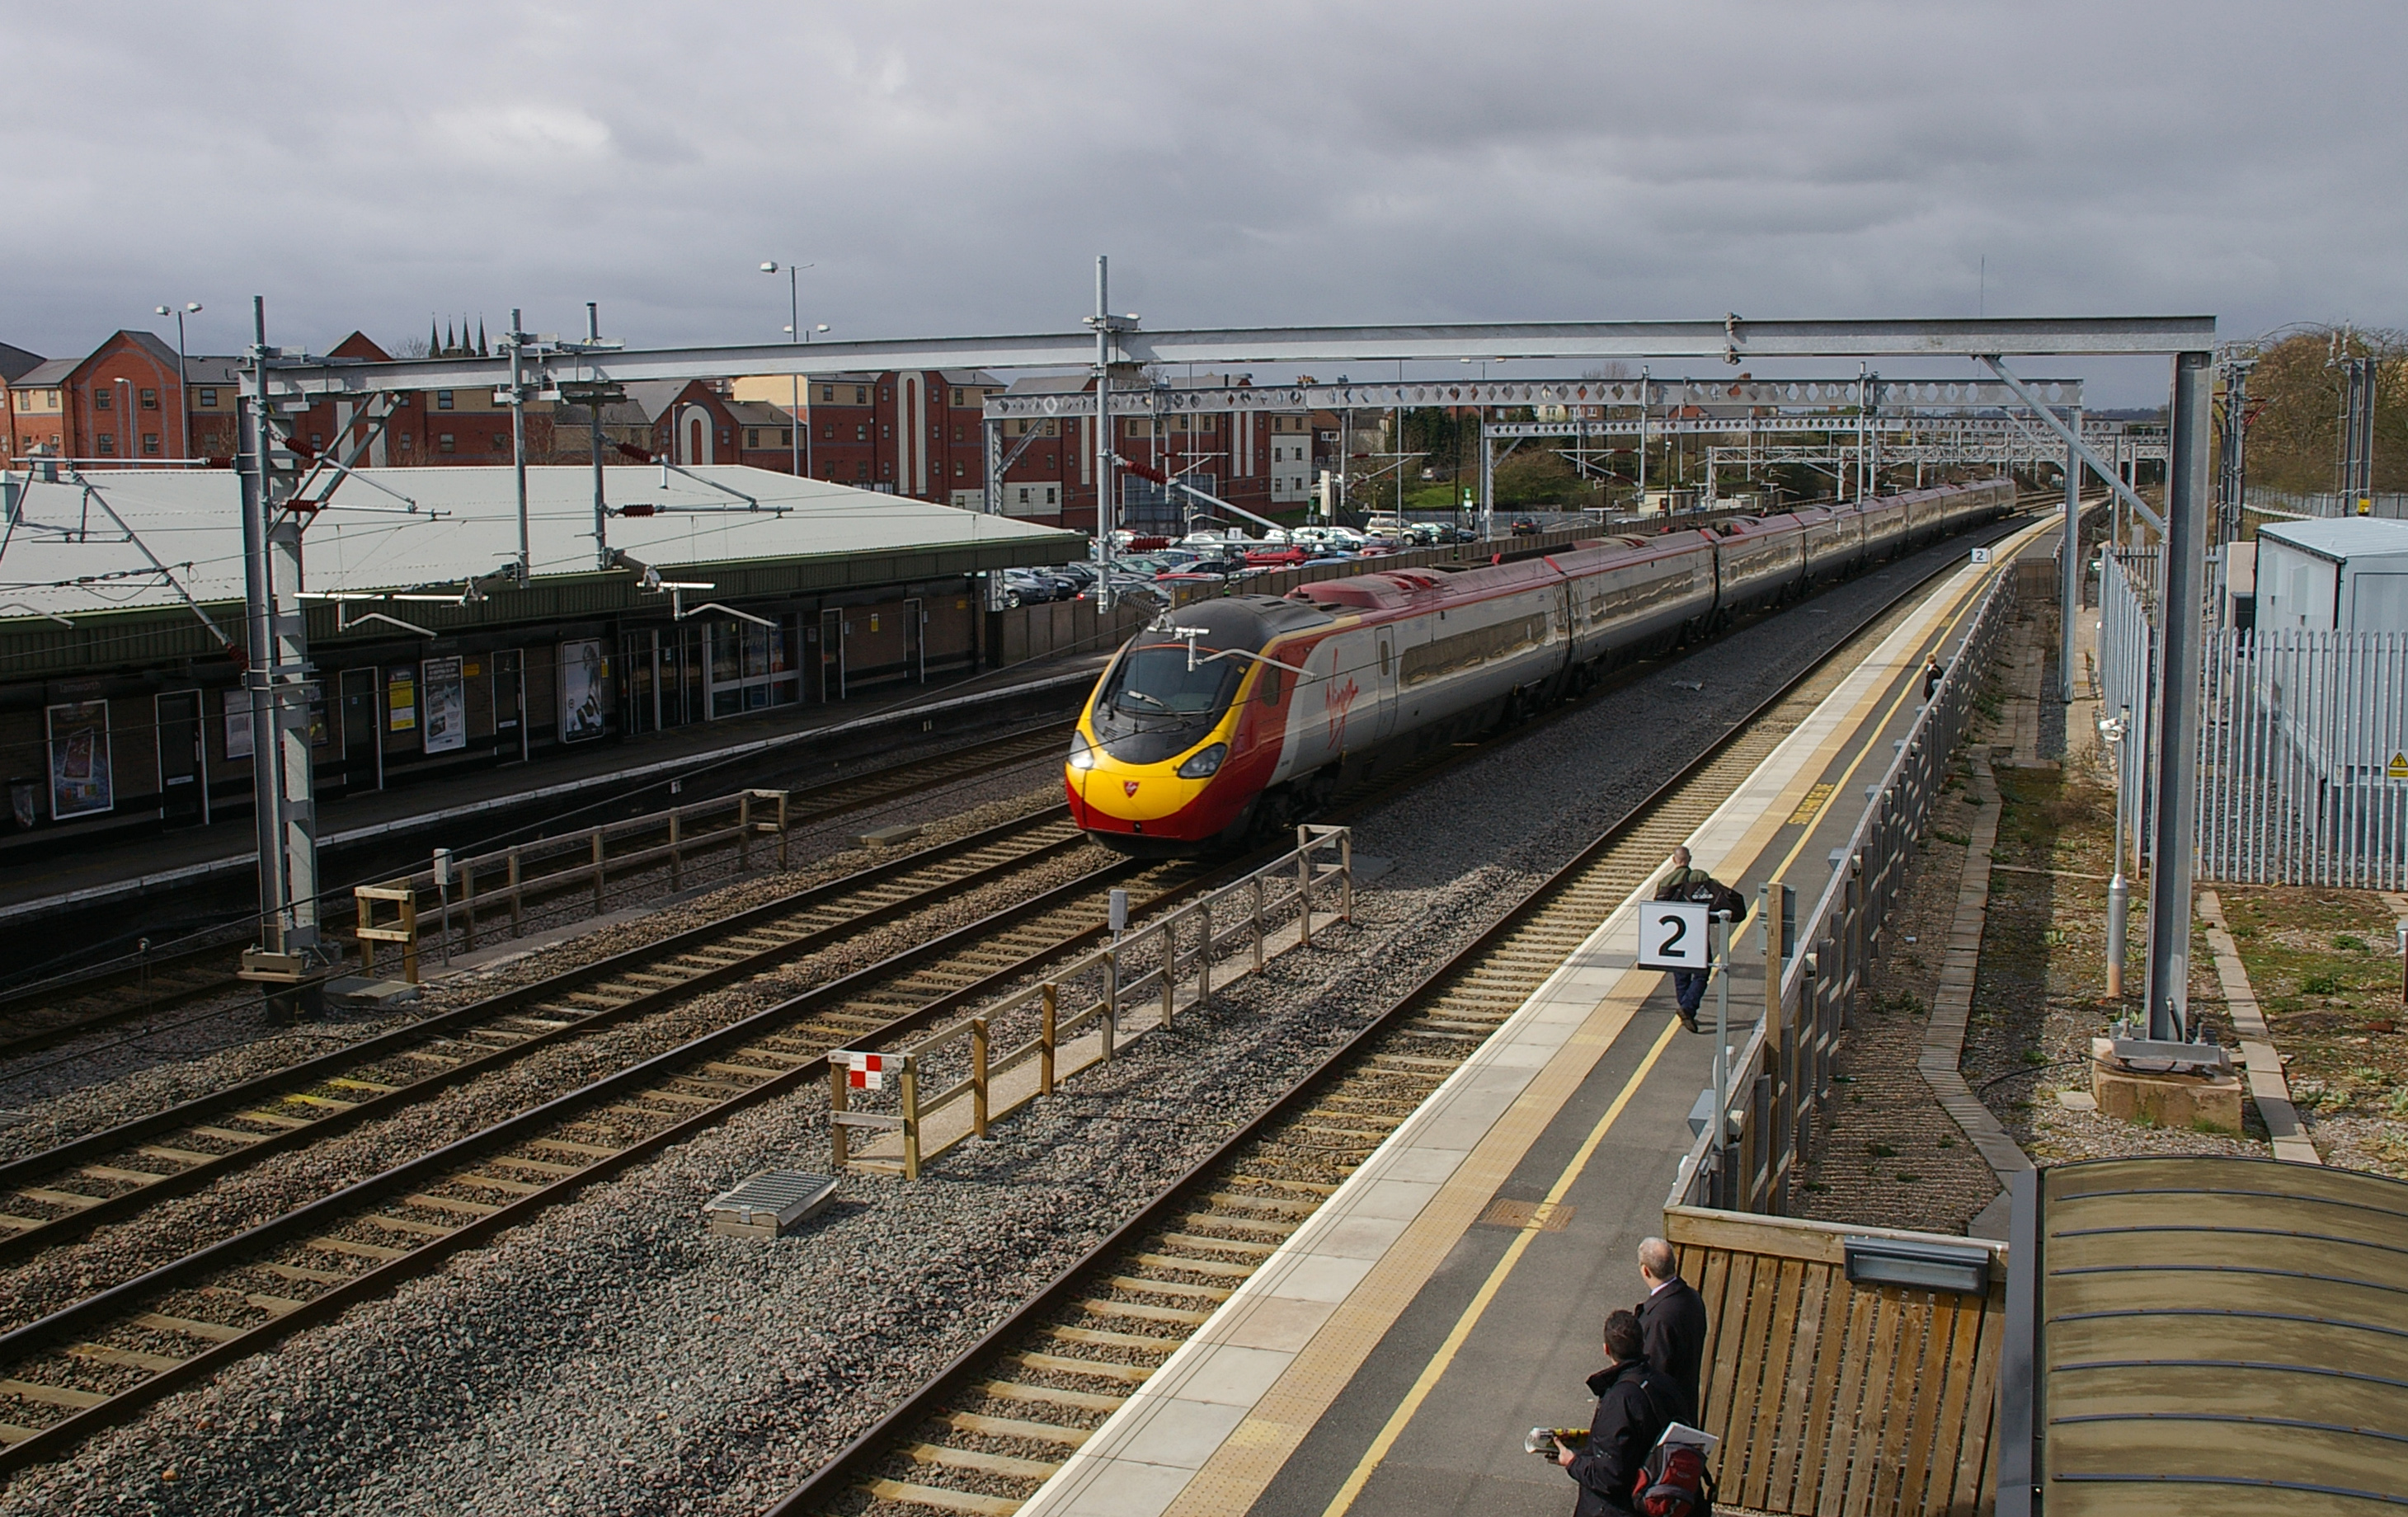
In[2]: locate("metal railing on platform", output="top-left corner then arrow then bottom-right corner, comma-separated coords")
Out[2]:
1672,566 -> 2018,1215
828,826 -> 1352,1178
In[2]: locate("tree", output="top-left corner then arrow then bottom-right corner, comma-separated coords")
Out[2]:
2232,325 -> 2408,496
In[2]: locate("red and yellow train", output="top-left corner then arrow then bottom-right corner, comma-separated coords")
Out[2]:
1065,482 -> 2011,853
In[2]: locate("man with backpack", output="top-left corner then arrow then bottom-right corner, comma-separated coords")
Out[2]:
1554,1310 -> 1681,1515
1653,847 -> 1746,1032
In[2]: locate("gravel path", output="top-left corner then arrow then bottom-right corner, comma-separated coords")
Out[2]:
0,544 -> 1983,1516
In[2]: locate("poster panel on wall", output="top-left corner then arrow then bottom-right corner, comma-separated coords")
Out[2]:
421,657 -> 467,754
223,690 -> 253,760
46,700 -> 114,820
559,638 -> 607,742
387,667 -> 417,732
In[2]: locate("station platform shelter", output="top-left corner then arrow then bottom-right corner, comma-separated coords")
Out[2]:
0,463 -> 1087,870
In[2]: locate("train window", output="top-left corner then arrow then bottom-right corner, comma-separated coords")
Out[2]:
1259,666 -> 1282,704
1378,641 -> 1391,677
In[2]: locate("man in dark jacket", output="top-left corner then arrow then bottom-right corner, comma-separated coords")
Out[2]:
1653,847 -> 1743,1032
1555,1309 -> 1680,1515
1636,1236 -> 1710,1425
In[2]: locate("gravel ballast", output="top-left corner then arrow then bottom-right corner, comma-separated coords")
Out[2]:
0,542 -> 1987,1516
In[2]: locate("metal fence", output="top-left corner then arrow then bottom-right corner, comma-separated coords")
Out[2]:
2100,549 -> 2408,887
1672,566 -> 2018,1214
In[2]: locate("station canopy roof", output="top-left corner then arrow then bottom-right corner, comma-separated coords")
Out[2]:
0,464 -> 1080,627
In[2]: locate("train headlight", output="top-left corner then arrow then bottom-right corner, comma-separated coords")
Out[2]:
1176,742 -> 1228,779
1068,733 -> 1097,771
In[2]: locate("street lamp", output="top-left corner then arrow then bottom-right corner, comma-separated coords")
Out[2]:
760,261 -> 815,480
2099,705 -> 2132,999
154,302 -> 201,458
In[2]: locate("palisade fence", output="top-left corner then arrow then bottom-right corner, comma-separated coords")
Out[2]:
2099,549 -> 2408,887
2244,486 -> 2408,521
1670,564 -> 2017,1217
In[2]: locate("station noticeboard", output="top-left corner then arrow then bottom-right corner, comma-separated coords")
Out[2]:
1636,899 -> 1711,970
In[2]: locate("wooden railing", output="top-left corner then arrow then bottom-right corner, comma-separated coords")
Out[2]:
830,826 -> 1352,1178
1665,1205 -> 2006,1517
351,787 -> 792,980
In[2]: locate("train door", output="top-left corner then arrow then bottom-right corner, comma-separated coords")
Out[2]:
1370,628 -> 1399,745
339,667 -> 381,793
493,649 -> 527,762
819,608 -> 847,701
156,689 -> 206,825
904,598 -> 926,683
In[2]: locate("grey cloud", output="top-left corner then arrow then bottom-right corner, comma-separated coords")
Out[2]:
0,0 -> 2401,406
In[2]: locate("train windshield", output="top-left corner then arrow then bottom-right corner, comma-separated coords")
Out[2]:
1108,646 -> 1241,715
1090,643 -> 1244,762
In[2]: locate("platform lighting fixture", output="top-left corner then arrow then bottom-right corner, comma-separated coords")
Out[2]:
762,261 -> 816,480
154,302 -> 201,458
1842,1237 -> 1991,1295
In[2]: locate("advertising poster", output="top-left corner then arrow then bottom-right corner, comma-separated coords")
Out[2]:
559,638 -> 606,742
46,700 -> 114,819
421,656 -> 466,754
387,667 -> 417,732
223,690 -> 253,760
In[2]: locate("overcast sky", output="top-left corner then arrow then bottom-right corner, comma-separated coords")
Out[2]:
5,2 -> 2401,404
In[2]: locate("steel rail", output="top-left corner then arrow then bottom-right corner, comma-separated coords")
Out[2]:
0,809 -> 1087,1265
760,505 -> 2044,1515
0,721 -> 1076,1064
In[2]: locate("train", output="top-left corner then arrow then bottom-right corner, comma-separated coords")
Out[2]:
1065,481 -> 2015,853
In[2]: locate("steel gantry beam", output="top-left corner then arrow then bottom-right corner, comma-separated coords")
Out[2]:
256,317 -> 2213,401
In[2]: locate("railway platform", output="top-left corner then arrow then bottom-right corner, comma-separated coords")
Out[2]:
0,646 -> 1109,932
1017,519 -> 2053,1517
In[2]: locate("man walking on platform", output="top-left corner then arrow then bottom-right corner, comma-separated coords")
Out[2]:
1555,1309 -> 1680,1516
1653,847 -> 1743,1032
1636,1236 -> 1709,1425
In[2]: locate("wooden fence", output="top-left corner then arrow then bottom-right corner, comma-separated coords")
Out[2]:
830,826 -> 1352,1177
352,787 -> 792,980
1667,1205 -> 2006,1517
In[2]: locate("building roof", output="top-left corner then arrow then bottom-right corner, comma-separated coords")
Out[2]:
619,380 -> 714,424
0,464 -> 1080,628
182,355 -> 245,386
726,399 -> 797,426
0,343 -> 42,384
11,358 -> 78,389
2257,516 -> 2408,563
2023,1156 -> 2408,1515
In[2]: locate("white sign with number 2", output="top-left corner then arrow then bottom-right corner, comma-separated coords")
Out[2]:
1637,900 -> 1711,970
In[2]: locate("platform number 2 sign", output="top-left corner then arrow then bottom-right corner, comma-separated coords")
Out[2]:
1637,900 -> 1711,970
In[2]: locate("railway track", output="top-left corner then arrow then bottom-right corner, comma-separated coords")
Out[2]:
0,720 -> 1076,1065
0,510 -> 2038,1477
764,517 -> 2031,1517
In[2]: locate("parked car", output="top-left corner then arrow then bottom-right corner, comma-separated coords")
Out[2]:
999,568 -> 1073,607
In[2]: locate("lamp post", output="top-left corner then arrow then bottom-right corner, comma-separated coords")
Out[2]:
760,261 -> 816,480
2100,705 -> 2131,1001
112,378 -> 133,464
154,302 -> 201,458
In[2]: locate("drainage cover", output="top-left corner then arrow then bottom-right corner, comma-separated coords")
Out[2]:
704,1170 -> 840,1238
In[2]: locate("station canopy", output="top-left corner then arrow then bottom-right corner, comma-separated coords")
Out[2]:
0,465 -> 1080,627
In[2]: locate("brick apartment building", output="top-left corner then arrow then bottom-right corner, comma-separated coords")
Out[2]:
5,327 -> 1329,537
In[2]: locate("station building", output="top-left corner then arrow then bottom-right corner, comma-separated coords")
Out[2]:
0,463 -> 1083,840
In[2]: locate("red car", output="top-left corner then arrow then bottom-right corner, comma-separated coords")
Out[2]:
1244,545 -> 1310,569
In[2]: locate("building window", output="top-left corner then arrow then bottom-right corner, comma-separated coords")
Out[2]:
823,424 -> 835,439
881,425 -> 891,439
821,385 -> 835,402
436,391 -> 455,411
855,425 -> 867,440
746,429 -> 760,449
93,389 -> 112,411
142,433 -> 160,454
951,388 -> 962,406
439,433 -> 456,453
881,461 -> 891,477
398,433 -> 412,449
140,388 -> 158,410
854,386 -> 868,404
96,433 -> 115,454
779,428 -> 792,446
855,463 -> 869,481
491,433 -> 509,451
718,428 -> 731,446
954,461 -> 965,477
311,433 -> 325,448
196,387 -> 218,407
880,387 -> 891,402
1016,486 -> 1029,505
45,390 -> 59,407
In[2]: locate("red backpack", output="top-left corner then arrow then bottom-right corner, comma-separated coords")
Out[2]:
1631,1438 -> 1717,1517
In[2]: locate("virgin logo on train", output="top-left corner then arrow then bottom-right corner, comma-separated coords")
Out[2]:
1124,780 -> 1141,796
1324,676 -> 1362,749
